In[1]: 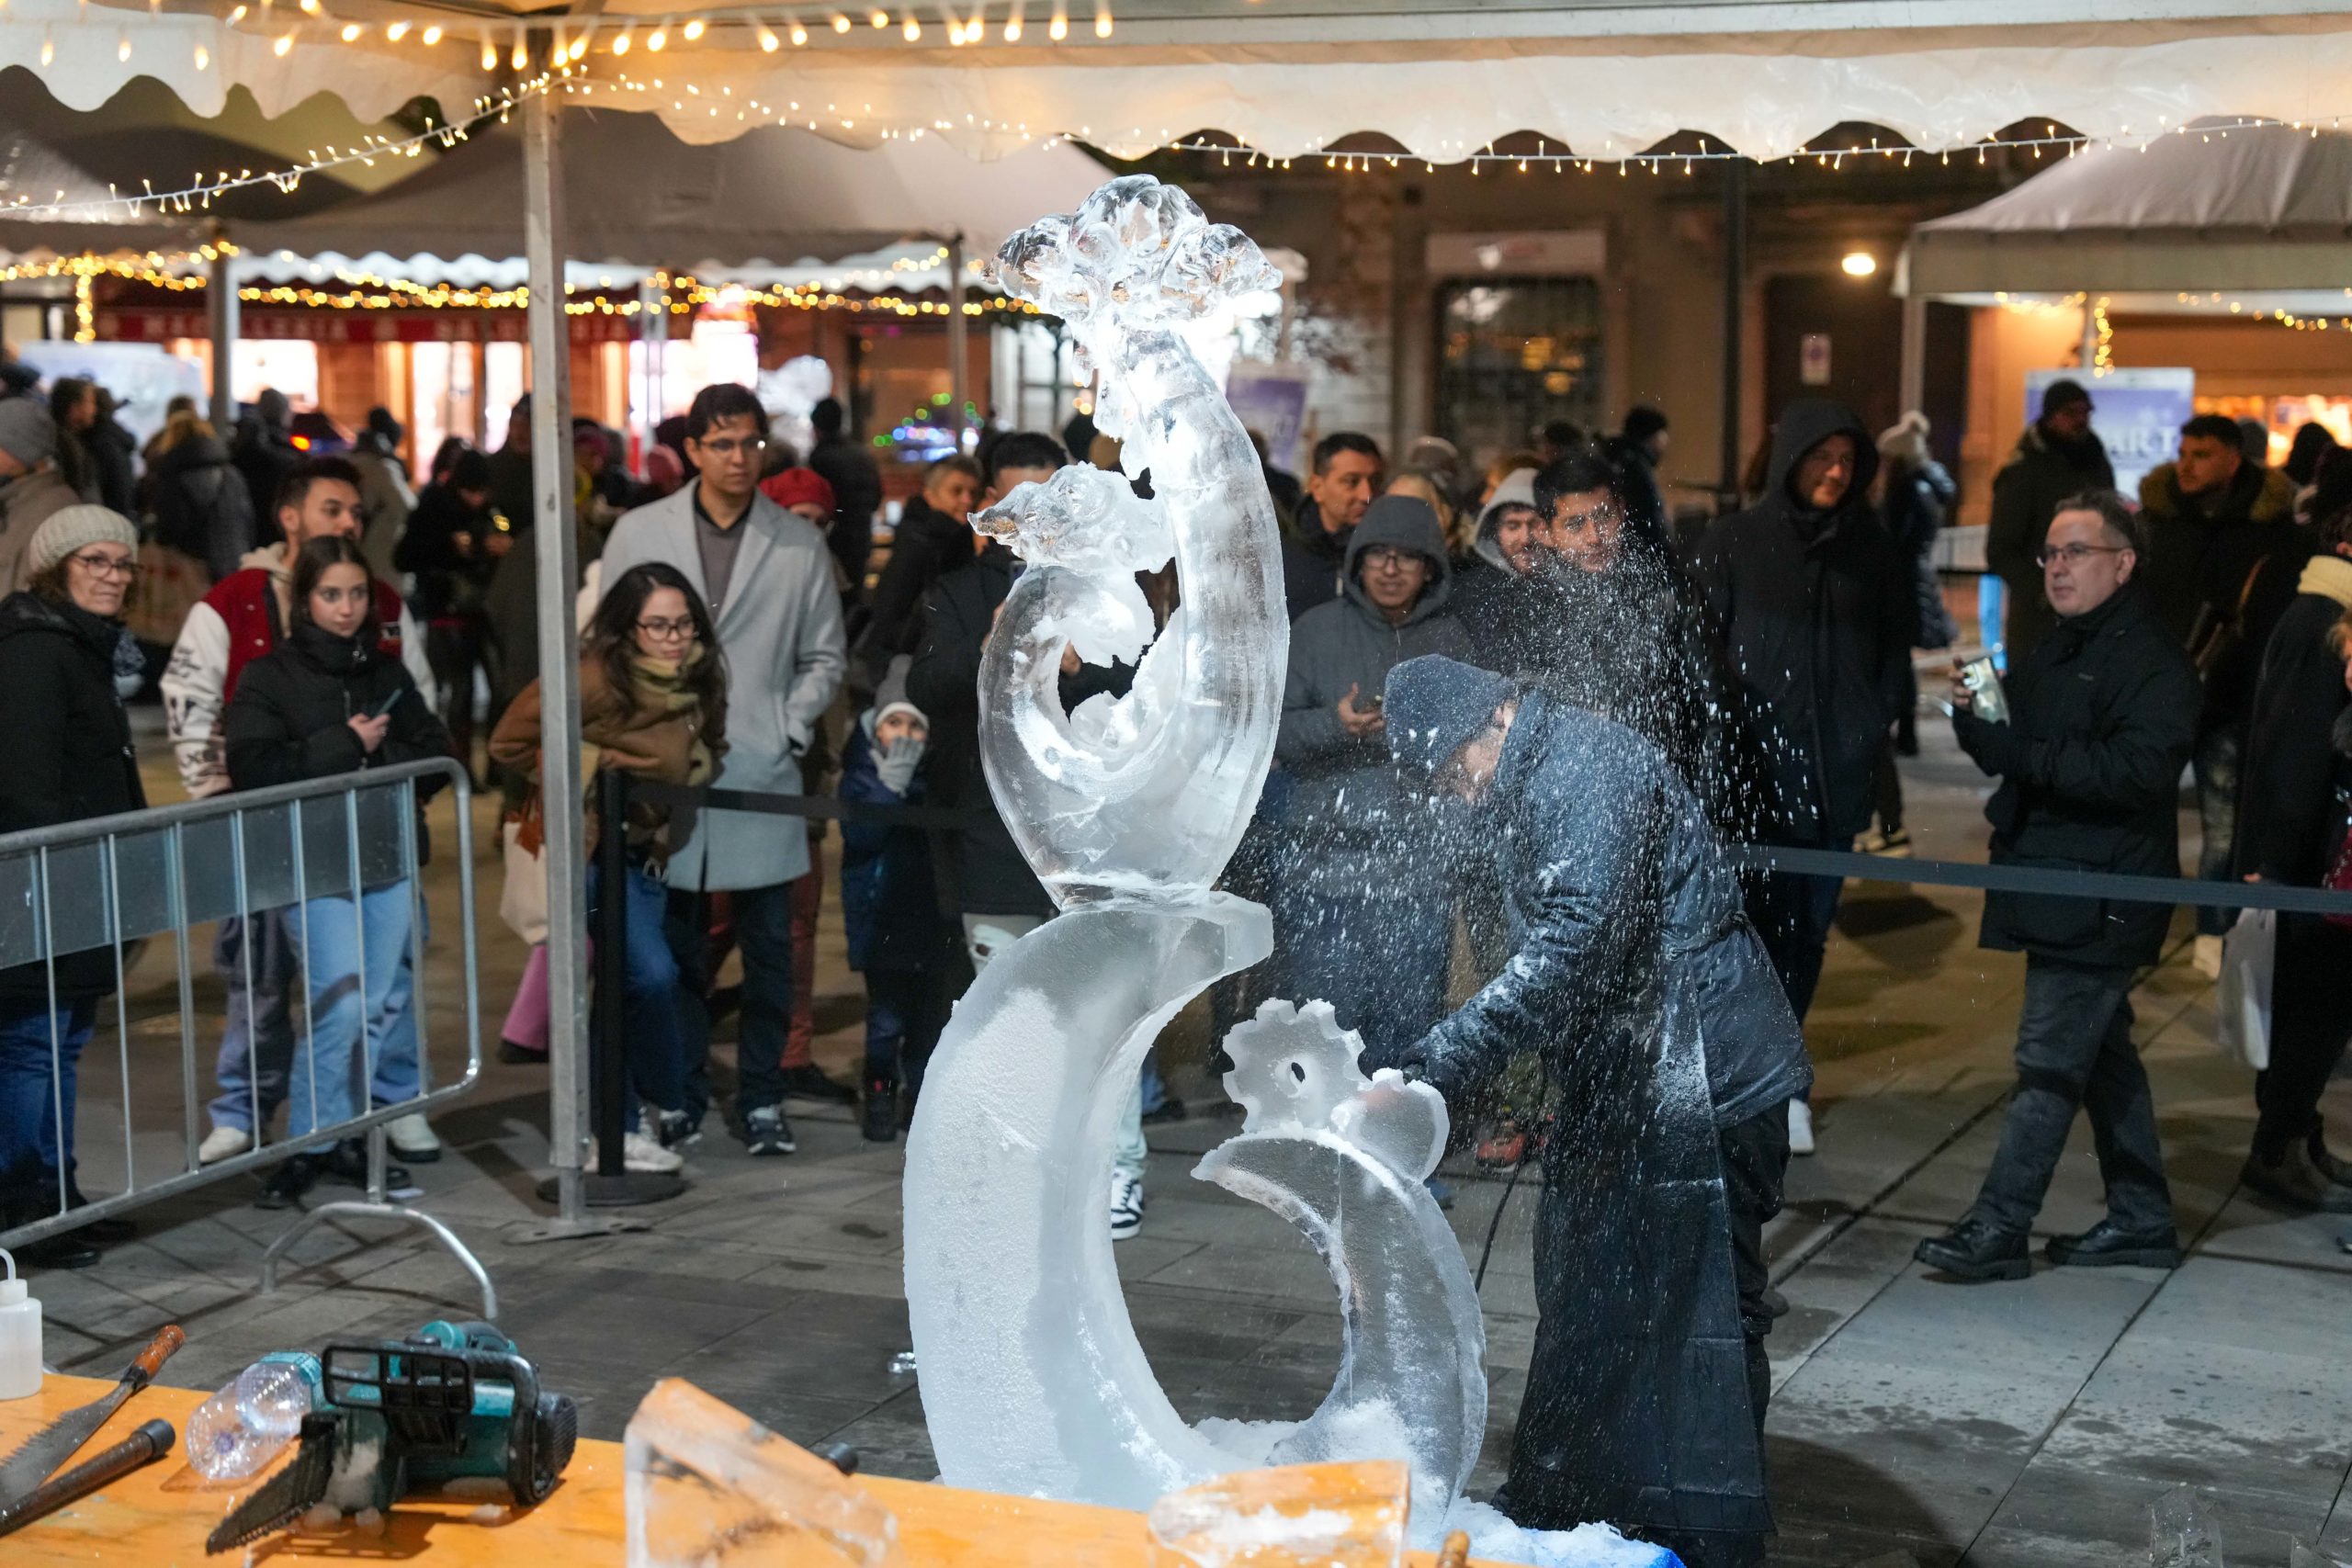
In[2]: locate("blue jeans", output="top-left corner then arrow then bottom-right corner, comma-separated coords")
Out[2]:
209,910 -> 300,1134
0,998 -> 96,1203
280,884 -> 417,1139
590,862 -> 687,1130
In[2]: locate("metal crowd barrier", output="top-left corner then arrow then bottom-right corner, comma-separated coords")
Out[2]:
0,758 -> 490,1315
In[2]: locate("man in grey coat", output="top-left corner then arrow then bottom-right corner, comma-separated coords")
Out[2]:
1272,494 -> 1474,1060
597,383 -> 847,1155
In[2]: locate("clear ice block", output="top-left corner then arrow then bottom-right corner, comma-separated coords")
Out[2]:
2151,1485 -> 2225,1568
1148,1461 -> 1410,1568
625,1378 -> 899,1568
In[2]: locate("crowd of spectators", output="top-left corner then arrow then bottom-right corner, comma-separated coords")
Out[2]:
4,351 -> 2351,1295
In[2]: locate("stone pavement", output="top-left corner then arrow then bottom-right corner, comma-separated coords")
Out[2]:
19,712 -> 2352,1566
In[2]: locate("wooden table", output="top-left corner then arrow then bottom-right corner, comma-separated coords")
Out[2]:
1,1373 -> 1494,1565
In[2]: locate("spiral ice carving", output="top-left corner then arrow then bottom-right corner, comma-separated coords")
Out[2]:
901,177 -> 1485,1525
976,174 -> 1286,900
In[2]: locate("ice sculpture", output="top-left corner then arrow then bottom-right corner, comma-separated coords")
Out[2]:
900,173 -> 1488,1523
625,1379 -> 899,1568
1148,1461 -> 1410,1568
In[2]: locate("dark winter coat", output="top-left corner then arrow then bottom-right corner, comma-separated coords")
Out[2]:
2137,459 -> 2304,730
2135,458 -> 2296,646
905,541 -> 1129,919
1275,501 -> 1475,902
2233,562 -> 2352,885
151,434 -> 258,582
232,417 -> 300,541
86,418 -> 138,517
1954,583 -> 2198,969
838,721 -> 956,973
1396,690 -> 1805,1540
1881,456 -> 1960,649
224,620 -> 452,794
1692,399 -> 1911,845
1602,434 -> 1668,543
1986,422 -> 2115,665
0,591 -> 146,1002
861,495 -> 971,672
808,433 -> 885,590
396,483 -> 496,619
1279,503 -> 1351,623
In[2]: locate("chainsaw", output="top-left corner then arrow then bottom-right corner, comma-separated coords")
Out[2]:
205,1320 -> 577,1554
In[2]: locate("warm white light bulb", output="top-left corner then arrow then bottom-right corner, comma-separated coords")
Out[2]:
481,32 -> 498,65
648,24 -> 667,49
1841,250 -> 1877,277
901,13 -> 919,38
790,21 -> 808,43
684,17 -> 706,38
385,18 -> 408,39
613,28 -> 632,51
194,41 -> 210,67
423,23 -> 443,43
339,22 -> 360,40
511,36 -> 527,66
274,29 -> 294,53
758,20 -> 780,48
1003,16 -> 1020,38
1048,10 -> 1065,37
1092,8 -> 1109,33
831,12 -> 851,28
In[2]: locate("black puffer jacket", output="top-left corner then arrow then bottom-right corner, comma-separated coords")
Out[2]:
0,591 -> 147,1002
1692,399 -> 1912,844
861,494 -> 972,671
2233,564 -> 2352,885
224,620 -> 452,792
1954,583 -> 2198,969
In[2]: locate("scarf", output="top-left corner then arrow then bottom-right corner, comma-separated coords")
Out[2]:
579,644 -> 718,863
2298,552 -> 2352,610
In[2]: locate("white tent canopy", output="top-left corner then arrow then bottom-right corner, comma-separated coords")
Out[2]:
230,109 -> 1111,289
1903,122 -> 2352,298
15,0 -> 2352,164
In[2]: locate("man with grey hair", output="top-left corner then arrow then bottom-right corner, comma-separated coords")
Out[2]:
1917,490 -> 2200,1281
0,399 -> 82,597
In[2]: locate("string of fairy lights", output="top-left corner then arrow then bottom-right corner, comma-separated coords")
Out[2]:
0,246 -> 1036,342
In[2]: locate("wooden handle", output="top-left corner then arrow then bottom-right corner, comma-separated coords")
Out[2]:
130,1325 -> 187,1382
1434,1529 -> 1472,1568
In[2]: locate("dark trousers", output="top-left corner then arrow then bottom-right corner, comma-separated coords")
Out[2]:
1971,955 -> 2174,1236
664,880 -> 797,1120
2255,912 -> 2352,1159
1744,865 -> 1845,1095
1870,731 -> 1905,835
2193,726 -> 2244,939
424,615 -> 485,772
863,966 -> 949,1093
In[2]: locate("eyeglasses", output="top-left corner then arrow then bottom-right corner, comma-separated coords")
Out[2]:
2037,544 -> 2129,568
636,616 -> 697,641
695,435 -> 768,458
1361,547 -> 1427,571
69,552 -> 139,581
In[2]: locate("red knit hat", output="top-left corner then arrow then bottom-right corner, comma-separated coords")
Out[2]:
761,467 -> 836,514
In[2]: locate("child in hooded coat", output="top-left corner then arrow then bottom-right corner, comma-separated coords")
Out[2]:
837,656 -> 960,1140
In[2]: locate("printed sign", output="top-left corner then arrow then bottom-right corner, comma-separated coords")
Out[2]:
1225,361 -> 1311,474
1800,334 -> 1832,387
2027,368 -> 2196,497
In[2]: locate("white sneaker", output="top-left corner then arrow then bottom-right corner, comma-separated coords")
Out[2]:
1788,1100 -> 1816,1157
2192,934 -> 2224,981
198,1124 -> 253,1164
1110,1171 -> 1145,1240
384,1112 -> 441,1163
608,1130 -> 684,1174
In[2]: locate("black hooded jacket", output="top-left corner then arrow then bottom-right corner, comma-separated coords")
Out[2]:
861,493 -> 973,671
1692,400 -> 1912,844
152,434 -> 258,582
0,591 -> 146,1002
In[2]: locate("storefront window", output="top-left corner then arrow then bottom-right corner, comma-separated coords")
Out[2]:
1433,276 -> 1601,462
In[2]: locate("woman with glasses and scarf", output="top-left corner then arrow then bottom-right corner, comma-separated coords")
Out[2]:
491,561 -> 728,1173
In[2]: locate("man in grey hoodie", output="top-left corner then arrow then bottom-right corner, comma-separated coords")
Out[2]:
1272,494 -> 1476,1060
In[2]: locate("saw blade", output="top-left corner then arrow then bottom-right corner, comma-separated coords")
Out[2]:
204,1416 -> 338,1555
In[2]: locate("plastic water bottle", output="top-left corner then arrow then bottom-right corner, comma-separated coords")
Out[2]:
0,1248 -> 40,1401
187,1360 -> 312,1480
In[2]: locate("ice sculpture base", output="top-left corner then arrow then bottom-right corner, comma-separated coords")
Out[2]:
904,894 -> 1271,1509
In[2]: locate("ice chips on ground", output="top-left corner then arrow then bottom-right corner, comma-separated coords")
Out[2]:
625,1378 -> 899,1568
1440,1500 -> 1680,1568
1148,1461 -> 1409,1568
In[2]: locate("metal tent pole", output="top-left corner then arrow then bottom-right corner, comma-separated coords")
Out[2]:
944,234 -> 969,446
207,236 -> 239,434
1717,159 -> 1747,507
1898,287 -> 1928,418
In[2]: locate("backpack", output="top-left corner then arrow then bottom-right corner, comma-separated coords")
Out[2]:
158,462 -> 255,572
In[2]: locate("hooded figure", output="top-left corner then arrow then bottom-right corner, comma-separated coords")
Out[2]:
1378,655 -> 1808,1568
1987,379 -> 2116,665
1449,467 -> 1539,655
1272,494 -> 1475,1057
1692,400 -> 1912,1075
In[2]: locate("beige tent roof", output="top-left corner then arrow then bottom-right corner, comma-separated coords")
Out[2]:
1905,122 -> 2352,297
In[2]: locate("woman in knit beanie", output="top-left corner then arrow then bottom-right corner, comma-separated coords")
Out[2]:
0,502 -> 147,1268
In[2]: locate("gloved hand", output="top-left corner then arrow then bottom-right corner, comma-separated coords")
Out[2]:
875,736 -> 926,796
